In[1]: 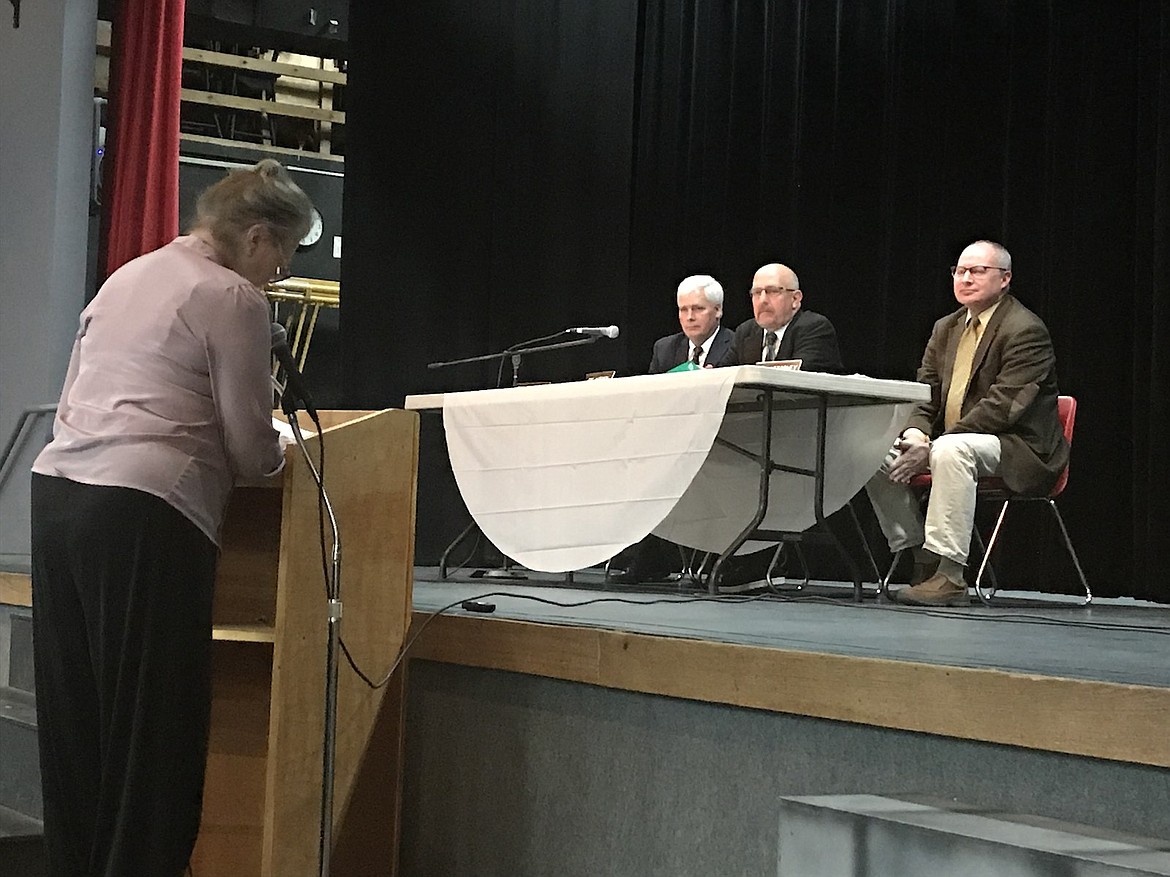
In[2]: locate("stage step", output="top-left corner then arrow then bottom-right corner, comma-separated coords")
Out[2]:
0,803 -> 41,837
1,604 -> 41,823
0,604 -> 34,695
0,805 -> 45,877
0,686 -> 40,821
778,794 -> 1170,877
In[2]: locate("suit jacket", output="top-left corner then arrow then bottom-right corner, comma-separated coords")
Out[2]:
648,326 -> 735,374
904,293 -> 1068,496
728,309 -> 845,373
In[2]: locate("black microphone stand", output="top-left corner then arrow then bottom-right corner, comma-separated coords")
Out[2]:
427,333 -> 600,387
284,410 -> 341,877
273,370 -> 337,877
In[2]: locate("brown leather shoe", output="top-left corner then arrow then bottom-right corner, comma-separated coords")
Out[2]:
910,555 -> 941,586
893,572 -> 969,607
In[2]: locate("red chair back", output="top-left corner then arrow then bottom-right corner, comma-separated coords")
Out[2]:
1049,395 -> 1076,498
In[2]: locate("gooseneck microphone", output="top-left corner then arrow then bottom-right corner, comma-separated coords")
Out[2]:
270,323 -> 318,419
567,325 -> 620,339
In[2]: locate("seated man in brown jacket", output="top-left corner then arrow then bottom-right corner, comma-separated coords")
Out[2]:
866,240 -> 1068,606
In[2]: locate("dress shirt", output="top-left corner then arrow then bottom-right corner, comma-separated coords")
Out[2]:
966,299 -> 1002,326
759,323 -> 789,361
689,330 -> 719,367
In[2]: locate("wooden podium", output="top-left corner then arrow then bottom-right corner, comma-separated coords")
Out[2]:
192,409 -> 419,876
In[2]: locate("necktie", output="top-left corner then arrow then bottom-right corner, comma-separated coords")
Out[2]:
944,316 -> 981,430
691,345 -> 702,366
763,331 -> 778,362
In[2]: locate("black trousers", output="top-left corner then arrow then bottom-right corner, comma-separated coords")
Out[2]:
31,474 -> 218,877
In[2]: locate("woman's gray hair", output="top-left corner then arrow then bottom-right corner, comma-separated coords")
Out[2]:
194,159 -> 314,254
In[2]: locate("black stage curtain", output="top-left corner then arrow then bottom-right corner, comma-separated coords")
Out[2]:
345,1 -> 1170,599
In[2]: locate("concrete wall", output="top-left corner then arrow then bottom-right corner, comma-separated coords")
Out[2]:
0,0 -> 98,571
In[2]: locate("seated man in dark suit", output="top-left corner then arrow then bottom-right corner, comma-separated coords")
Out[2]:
729,262 -> 844,373
616,270 -> 824,590
866,240 -> 1068,606
649,274 -> 735,373
614,274 -> 736,584
713,261 -> 846,588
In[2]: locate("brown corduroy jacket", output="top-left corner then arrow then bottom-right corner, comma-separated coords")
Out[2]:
903,293 -> 1069,496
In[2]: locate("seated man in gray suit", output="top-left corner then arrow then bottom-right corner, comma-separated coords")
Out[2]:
649,274 -> 735,373
866,240 -> 1068,607
730,262 -> 844,373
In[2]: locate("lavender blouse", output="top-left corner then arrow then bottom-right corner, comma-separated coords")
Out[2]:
33,235 -> 284,544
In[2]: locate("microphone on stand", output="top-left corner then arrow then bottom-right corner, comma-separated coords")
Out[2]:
271,323 -> 318,420
567,325 -> 620,339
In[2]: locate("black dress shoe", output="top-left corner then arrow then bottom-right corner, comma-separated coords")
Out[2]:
610,568 -> 675,585
715,570 -> 769,594
712,550 -> 776,593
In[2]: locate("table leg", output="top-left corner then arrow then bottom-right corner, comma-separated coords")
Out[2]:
708,389 -> 775,594
810,397 -> 865,601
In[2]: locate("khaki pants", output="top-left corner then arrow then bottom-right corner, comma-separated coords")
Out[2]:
865,433 -> 1001,565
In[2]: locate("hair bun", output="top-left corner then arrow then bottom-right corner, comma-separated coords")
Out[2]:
252,158 -> 285,179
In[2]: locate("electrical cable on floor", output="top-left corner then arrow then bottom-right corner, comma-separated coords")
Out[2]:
339,588 -> 776,690
475,576 -> 1170,635
334,571 -> 1170,696
420,577 -> 1170,636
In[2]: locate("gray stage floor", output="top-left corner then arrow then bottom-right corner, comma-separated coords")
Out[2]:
412,566 -> 1170,689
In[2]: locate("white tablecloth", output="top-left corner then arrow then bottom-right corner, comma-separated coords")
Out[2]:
422,367 -> 929,573
653,401 -> 912,553
442,369 -> 739,572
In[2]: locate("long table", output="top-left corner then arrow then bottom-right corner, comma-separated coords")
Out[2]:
406,366 -> 929,596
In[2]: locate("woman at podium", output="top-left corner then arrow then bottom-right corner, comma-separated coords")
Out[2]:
28,160 -> 314,877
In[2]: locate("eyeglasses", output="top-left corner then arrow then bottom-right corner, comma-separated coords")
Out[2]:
266,227 -> 297,282
749,286 -> 798,299
950,265 -> 1008,279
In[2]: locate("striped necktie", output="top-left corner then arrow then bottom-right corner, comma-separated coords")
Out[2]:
691,345 -> 702,366
944,316 -> 981,430
763,331 -> 778,362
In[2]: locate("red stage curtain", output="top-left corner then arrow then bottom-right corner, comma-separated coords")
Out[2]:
100,0 -> 186,279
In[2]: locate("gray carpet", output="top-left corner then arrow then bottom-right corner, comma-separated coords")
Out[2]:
413,568 -> 1170,687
